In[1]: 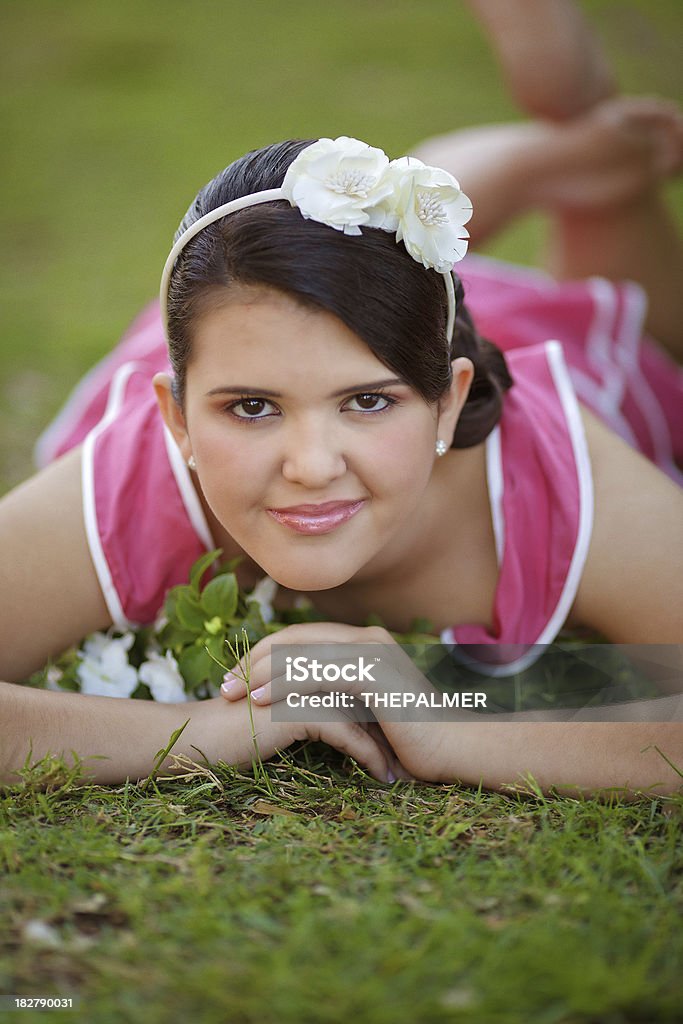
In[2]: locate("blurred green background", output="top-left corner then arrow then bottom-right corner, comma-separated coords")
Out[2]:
1,0 -> 682,493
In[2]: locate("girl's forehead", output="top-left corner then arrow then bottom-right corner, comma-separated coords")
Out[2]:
189,287 -> 391,375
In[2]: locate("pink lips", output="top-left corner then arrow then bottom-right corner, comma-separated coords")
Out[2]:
267,500 -> 365,535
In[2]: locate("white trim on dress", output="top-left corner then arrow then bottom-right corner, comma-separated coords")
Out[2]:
81,361 -> 144,628
485,425 -> 505,566
585,277 -> 626,421
536,341 -> 595,645
162,427 -> 215,552
615,282 -> 676,468
441,340 -> 595,677
34,315 -> 165,469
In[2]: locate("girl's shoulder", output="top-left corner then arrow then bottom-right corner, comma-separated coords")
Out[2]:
569,406 -> 683,643
0,446 -> 112,681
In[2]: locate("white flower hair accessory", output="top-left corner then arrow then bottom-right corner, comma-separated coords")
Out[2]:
160,136 -> 473,345
384,157 -> 473,272
281,136 -> 394,236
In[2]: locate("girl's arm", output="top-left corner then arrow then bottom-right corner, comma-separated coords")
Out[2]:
0,449 -> 212,785
0,683 -> 226,785
570,406 -> 683,644
406,715 -> 683,797
0,446 -> 113,682
0,683 -> 396,787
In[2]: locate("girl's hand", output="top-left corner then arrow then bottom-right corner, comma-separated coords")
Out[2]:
216,669 -> 412,784
220,622 -> 449,779
240,705 -> 405,785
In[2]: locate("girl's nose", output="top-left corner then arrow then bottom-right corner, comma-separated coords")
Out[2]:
280,421 -> 347,488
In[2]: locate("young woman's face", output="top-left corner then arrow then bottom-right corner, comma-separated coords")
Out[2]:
169,287 -> 458,591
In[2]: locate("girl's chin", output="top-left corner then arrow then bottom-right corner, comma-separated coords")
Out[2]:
276,573 -> 352,593
265,561 -> 358,593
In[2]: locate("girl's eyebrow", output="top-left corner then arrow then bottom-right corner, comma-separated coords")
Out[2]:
205,377 -> 406,399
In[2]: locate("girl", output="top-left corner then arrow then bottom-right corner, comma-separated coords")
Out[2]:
2,64 -> 682,794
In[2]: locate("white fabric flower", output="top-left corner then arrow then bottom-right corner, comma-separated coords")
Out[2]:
138,649 -> 189,703
248,576 -> 278,624
282,136 -> 395,236
382,157 -> 473,272
76,632 -> 138,699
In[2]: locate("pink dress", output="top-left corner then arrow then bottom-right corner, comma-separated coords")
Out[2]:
35,256 -> 683,675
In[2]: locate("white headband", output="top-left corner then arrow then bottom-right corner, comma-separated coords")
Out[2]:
160,136 -> 473,346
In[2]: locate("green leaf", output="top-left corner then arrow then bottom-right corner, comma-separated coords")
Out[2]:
190,548 -> 222,592
157,621 -> 198,649
205,634 -> 231,685
220,554 -> 244,574
178,644 -> 212,688
162,585 -> 184,624
228,601 -> 269,649
142,719 -> 190,790
176,590 -> 207,632
201,573 -> 238,620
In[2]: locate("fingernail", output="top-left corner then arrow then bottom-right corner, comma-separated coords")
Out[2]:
387,770 -> 396,783
251,686 -> 267,702
221,671 -> 240,696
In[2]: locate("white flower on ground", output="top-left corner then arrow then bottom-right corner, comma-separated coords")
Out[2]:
382,157 -> 473,272
248,576 -> 278,624
76,632 -> 138,699
282,136 -> 395,236
138,649 -> 189,703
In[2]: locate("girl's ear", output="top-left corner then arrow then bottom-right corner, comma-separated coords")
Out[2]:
153,373 -> 193,463
437,356 -> 474,444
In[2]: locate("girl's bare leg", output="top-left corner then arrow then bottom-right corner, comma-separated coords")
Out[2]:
419,1 -> 683,356
544,100 -> 683,357
465,0 -> 616,120
413,97 -> 683,358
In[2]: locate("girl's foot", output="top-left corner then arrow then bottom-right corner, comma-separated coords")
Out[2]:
538,97 -> 683,359
411,97 -> 683,245
466,0 -> 617,120
530,97 -> 683,213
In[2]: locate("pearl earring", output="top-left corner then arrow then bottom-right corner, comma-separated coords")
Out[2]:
435,440 -> 448,457
187,455 -> 197,471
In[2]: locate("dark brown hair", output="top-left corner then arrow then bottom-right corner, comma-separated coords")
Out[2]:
166,139 -> 513,448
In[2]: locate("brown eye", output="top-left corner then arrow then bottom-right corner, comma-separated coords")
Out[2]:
239,399 -> 267,416
227,397 -> 277,421
346,393 -> 394,413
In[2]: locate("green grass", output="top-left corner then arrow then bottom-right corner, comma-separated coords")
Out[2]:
2,2 -> 683,1020
2,752 -> 683,1024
